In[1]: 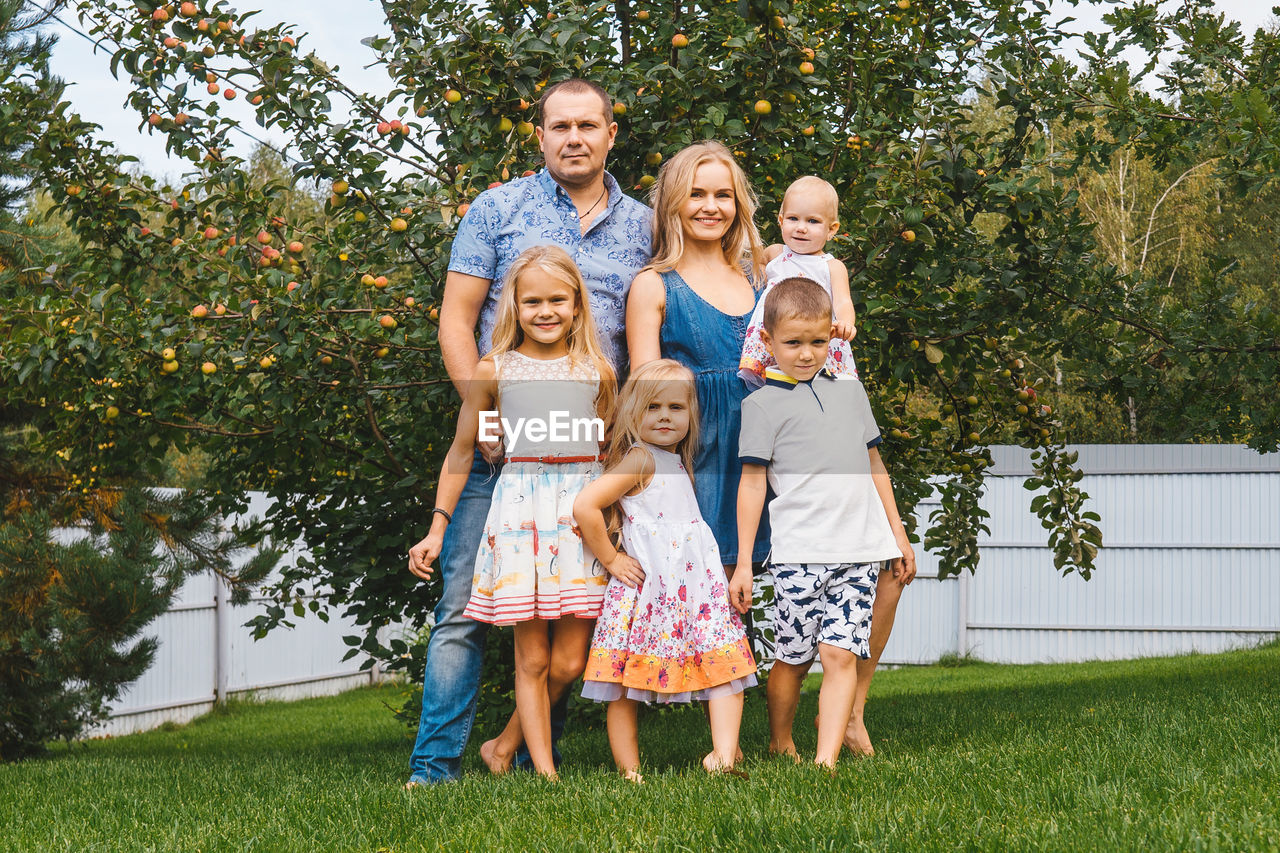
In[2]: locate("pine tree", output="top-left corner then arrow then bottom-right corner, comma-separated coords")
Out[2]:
0,0 -> 64,210
0,472 -> 282,761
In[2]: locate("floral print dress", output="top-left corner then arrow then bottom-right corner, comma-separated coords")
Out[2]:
581,443 -> 757,703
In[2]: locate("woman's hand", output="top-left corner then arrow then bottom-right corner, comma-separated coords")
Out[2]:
408,531 -> 444,580
604,552 -> 646,588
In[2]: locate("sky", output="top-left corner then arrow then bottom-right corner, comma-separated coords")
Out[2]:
42,0 -> 1279,180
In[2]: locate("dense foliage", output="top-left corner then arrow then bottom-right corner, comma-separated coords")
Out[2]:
2,0 -> 1277,675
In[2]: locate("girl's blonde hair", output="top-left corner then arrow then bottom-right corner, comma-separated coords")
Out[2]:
486,244 -> 617,418
603,359 -> 700,538
646,140 -> 766,286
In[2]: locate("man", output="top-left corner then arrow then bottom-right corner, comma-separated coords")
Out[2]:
405,79 -> 652,786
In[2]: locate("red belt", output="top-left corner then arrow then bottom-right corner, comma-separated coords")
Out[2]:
504,454 -> 605,464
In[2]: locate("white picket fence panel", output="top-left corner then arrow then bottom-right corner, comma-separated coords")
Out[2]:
880,444 -> 1280,665
94,445 -> 1279,734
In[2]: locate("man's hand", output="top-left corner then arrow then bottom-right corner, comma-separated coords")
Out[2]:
408,532 -> 444,580
728,564 -> 753,614
604,552 -> 645,588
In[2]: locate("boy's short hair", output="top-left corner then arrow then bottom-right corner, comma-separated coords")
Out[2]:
782,176 -> 840,222
763,277 -> 832,333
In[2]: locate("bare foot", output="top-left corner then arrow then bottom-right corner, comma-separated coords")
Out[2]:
768,741 -> 801,763
621,769 -> 645,784
703,752 -> 749,779
479,737 -> 514,775
843,717 -> 875,757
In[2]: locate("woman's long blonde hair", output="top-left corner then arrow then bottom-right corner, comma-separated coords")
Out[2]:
485,244 -> 617,418
603,359 -> 700,537
646,140 -> 766,285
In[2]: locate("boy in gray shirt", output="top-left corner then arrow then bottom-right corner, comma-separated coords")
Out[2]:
729,277 -> 914,769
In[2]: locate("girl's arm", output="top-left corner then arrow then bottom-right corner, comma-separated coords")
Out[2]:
729,463 -> 768,614
868,446 -> 916,584
407,360 -> 498,580
625,269 -> 665,368
572,447 -> 655,588
829,259 -> 856,341
764,243 -> 785,263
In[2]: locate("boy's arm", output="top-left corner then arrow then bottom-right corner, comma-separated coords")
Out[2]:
868,446 -> 916,584
829,259 -> 856,341
730,463 -> 768,614
572,447 -> 654,588
407,361 -> 497,580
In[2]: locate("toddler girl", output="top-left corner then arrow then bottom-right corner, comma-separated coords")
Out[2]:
739,175 -> 858,386
573,359 -> 757,782
409,244 -> 616,780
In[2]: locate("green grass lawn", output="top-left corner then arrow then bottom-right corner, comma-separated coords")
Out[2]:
4,644 -> 1279,852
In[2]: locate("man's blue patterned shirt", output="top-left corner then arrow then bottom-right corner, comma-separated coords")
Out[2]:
447,168 -> 653,373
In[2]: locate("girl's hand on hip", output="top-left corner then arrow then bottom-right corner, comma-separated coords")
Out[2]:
408,533 -> 444,580
605,553 -> 645,588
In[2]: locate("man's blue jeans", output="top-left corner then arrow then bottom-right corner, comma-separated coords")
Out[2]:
407,451 -> 566,784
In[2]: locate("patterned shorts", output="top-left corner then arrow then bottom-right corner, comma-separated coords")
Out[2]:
770,562 -> 880,664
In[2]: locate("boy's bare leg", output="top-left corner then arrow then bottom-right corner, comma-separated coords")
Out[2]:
815,643 -> 858,769
703,691 -> 744,772
845,568 -> 907,756
766,659 -> 812,759
606,697 -> 643,781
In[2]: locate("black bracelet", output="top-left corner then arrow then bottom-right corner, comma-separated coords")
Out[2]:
432,507 -> 452,525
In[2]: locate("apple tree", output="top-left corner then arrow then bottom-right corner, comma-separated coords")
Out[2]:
5,0 -> 1279,677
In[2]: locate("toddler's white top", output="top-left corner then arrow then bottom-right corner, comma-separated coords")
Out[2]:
765,249 -> 834,295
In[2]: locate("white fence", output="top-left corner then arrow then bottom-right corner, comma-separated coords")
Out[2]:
96,493 -> 394,736
880,444 -> 1280,665
99,446 -> 1280,733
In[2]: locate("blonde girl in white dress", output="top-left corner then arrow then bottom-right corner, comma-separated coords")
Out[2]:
408,244 -> 616,780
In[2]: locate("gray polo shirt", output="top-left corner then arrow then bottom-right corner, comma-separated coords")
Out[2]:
738,368 -> 903,565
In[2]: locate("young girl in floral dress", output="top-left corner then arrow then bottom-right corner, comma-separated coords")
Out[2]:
573,359 -> 756,782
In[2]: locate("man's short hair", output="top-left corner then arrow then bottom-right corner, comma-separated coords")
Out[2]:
538,79 -> 613,126
763,277 -> 832,333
